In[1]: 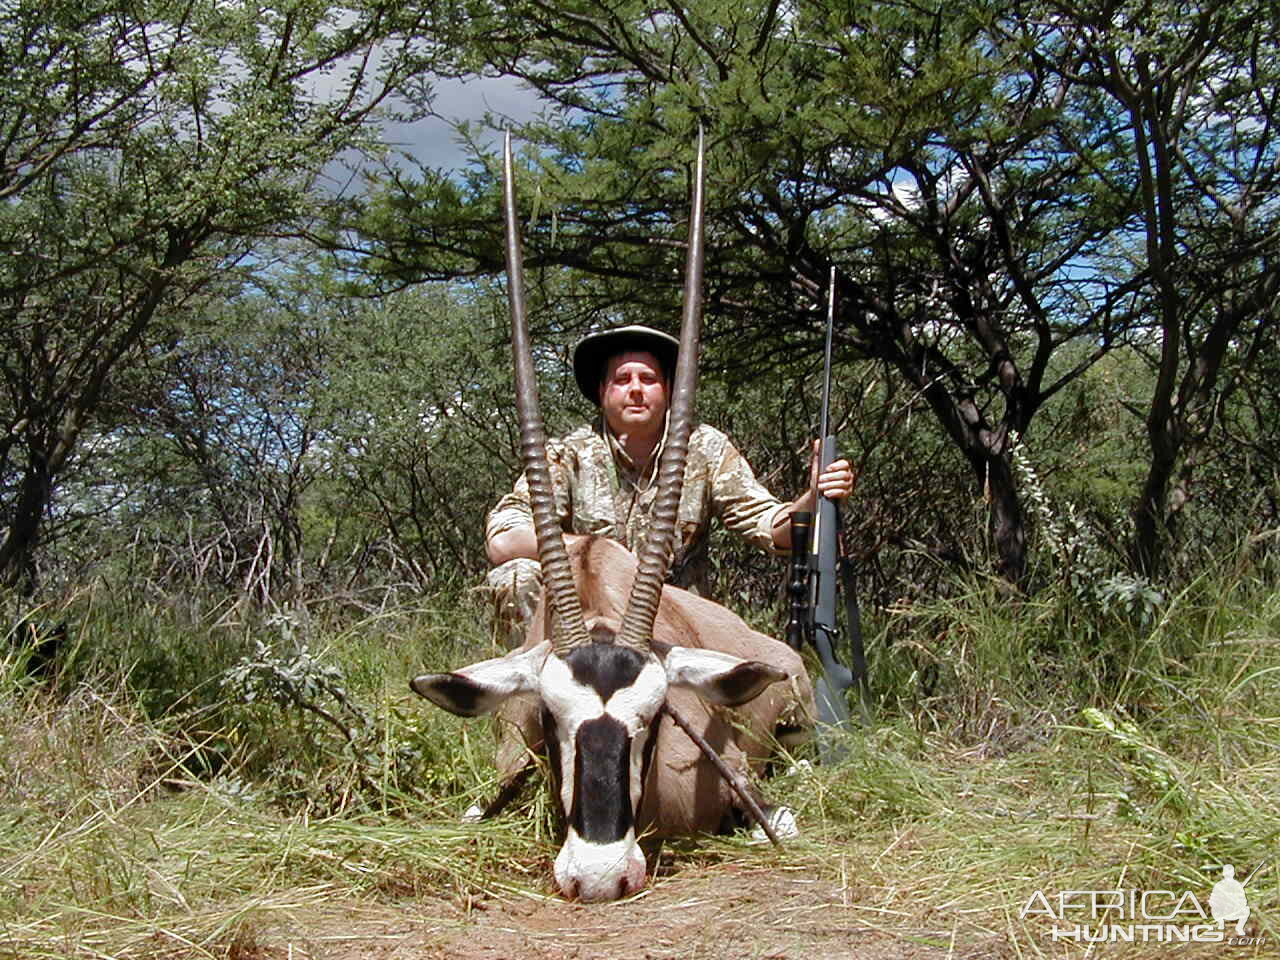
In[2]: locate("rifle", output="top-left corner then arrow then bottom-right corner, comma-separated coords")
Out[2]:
785,267 -> 872,758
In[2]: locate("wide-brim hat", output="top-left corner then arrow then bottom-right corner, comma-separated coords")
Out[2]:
572,325 -> 680,404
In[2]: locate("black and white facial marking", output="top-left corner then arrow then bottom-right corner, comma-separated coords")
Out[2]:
541,641 -> 667,902
559,644 -> 667,842
410,636 -> 788,903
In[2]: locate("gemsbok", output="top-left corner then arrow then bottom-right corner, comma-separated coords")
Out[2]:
411,130 -> 815,902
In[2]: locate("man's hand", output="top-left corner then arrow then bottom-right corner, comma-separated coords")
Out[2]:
771,441 -> 857,551
809,439 -> 856,502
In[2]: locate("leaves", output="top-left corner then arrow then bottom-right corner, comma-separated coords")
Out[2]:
0,0 -> 445,586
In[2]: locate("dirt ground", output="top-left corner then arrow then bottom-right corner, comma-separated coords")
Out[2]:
250,861 -> 1009,960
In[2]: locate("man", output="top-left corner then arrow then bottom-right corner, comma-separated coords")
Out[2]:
484,324 -> 855,647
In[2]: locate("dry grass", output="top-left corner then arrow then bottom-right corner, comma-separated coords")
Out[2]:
1,567 -> 1278,958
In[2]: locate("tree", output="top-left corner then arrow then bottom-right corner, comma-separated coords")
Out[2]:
0,0 -> 442,590
65,263 -> 559,612
1027,0 -> 1280,574
319,281 -> 556,593
354,0 -> 1165,583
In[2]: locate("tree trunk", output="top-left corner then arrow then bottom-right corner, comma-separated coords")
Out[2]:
907,334 -> 1031,585
981,449 -> 1027,583
1130,416 -> 1179,577
1129,272 -> 1278,577
0,460 -> 54,594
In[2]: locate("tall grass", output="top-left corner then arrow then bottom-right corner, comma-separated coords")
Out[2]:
0,577 -> 555,958
1,541 -> 1277,956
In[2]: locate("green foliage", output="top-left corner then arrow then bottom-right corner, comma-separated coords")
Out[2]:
344,0 -> 1280,586
0,0 -> 444,588
54,266 -> 548,609
7,0 -> 1280,602
1079,706 -> 1187,817
317,280 -> 556,586
1013,433 -> 1165,627
216,613 -> 494,815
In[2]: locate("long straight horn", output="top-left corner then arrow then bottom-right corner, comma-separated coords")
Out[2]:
503,132 -> 590,651
616,128 -> 706,652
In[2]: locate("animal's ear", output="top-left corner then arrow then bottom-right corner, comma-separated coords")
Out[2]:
411,642 -> 547,717
662,645 -> 788,707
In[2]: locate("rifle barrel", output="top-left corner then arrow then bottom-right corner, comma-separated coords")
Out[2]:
817,266 -> 836,454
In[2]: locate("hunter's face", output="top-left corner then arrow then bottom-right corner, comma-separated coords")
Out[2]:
599,351 -> 668,438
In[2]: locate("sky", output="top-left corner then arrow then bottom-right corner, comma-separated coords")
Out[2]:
379,74 -> 547,173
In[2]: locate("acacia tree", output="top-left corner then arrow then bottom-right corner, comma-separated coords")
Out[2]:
0,0 -> 444,590
1022,0 -> 1280,575
355,0 -> 1158,583
319,281 -> 556,592
69,262 -> 561,609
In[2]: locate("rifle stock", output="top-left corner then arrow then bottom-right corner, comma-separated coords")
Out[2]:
809,433 -> 854,756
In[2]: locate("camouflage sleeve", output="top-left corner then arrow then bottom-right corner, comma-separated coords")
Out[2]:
706,429 -> 788,556
485,436 -> 574,543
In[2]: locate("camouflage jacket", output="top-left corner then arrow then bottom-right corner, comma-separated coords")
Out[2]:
485,420 -> 787,597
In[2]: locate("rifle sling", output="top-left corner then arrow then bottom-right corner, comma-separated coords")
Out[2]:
838,554 -> 869,695
834,509 -> 872,719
